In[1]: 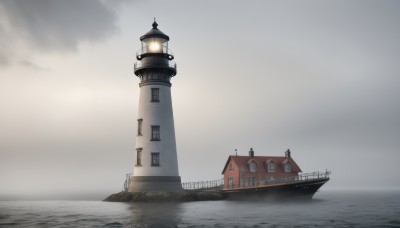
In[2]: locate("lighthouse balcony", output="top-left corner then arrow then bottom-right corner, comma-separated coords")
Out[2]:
136,45 -> 174,60
134,60 -> 177,76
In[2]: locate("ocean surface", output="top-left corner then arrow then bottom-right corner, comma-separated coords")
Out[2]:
0,190 -> 399,227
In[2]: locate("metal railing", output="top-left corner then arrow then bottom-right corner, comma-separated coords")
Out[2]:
134,61 -> 177,71
225,171 -> 330,189
136,45 -> 174,59
182,178 -> 224,191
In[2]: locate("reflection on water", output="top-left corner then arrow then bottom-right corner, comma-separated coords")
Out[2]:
127,202 -> 181,228
0,191 -> 399,227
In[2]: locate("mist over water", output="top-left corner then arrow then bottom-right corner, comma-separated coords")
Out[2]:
0,190 -> 399,227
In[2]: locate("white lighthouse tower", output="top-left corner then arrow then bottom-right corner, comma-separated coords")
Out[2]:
128,21 -> 182,192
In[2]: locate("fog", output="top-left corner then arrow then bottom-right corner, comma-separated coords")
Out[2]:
1,0 -> 399,199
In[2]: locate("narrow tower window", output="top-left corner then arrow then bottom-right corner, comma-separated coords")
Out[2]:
151,88 -> 160,102
151,152 -> 160,166
136,148 -> 142,166
151,125 -> 160,141
137,119 -> 143,136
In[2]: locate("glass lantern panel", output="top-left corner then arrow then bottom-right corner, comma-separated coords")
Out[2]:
142,37 -> 168,54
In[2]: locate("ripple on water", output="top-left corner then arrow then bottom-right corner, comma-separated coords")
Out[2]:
388,220 -> 400,225
0,192 -> 399,227
104,222 -> 124,227
0,223 -> 19,226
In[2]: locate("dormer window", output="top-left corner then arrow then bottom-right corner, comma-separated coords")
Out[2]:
268,163 -> 276,172
249,162 -> 257,172
284,163 -> 291,172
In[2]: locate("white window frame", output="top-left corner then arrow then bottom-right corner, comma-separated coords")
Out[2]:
249,162 -> 257,172
267,163 -> 276,172
284,163 -> 291,172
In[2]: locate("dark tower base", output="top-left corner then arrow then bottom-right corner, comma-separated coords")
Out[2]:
129,176 -> 182,192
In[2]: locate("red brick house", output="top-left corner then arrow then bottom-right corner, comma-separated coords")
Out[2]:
221,148 -> 302,189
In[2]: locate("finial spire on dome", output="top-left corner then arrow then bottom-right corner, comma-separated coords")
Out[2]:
140,18 -> 169,41
152,17 -> 158,29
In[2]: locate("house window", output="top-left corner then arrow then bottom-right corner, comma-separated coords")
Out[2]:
267,163 -> 276,172
249,162 -> 257,172
137,119 -> 143,136
228,177 -> 234,188
249,176 -> 256,186
266,176 -> 275,184
239,170 -> 244,187
151,126 -> 160,141
229,163 -> 234,171
151,88 -> 160,102
136,148 -> 142,166
284,163 -> 291,172
151,153 -> 160,166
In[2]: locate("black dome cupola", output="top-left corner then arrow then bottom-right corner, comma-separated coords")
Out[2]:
134,20 -> 176,86
140,20 -> 170,41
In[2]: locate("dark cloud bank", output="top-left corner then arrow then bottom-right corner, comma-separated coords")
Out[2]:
0,0 -> 120,66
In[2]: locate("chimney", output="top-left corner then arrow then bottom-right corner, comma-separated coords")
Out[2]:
249,148 -> 254,157
285,149 -> 291,158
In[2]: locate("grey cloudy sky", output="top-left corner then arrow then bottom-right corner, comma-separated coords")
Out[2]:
0,0 -> 399,199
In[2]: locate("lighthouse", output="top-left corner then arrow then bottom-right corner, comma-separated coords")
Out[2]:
128,20 -> 182,192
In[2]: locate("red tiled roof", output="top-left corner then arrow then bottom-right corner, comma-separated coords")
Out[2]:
221,155 -> 302,174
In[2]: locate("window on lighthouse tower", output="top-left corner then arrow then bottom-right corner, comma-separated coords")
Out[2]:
151,153 -> 160,166
151,88 -> 160,102
151,125 -> 160,141
136,148 -> 142,166
137,119 -> 143,136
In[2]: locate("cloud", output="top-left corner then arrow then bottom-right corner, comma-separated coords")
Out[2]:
0,0 -> 121,66
18,59 -> 50,71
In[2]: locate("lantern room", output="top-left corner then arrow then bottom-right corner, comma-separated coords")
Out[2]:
134,20 -> 176,78
136,20 -> 174,60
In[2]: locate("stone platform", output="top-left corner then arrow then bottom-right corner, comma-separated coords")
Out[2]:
104,191 -> 226,202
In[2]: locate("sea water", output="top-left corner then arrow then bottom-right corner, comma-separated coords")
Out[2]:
0,190 -> 399,227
